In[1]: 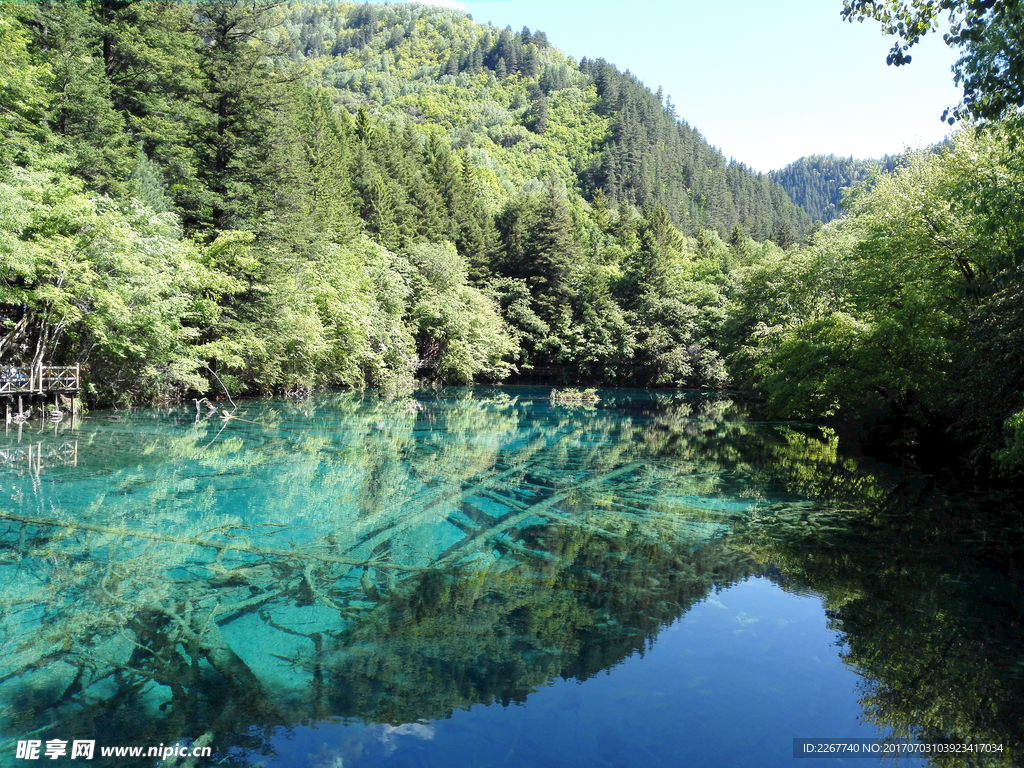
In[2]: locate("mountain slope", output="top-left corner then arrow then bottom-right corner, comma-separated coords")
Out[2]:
286,1 -> 810,241
768,152 -> 948,223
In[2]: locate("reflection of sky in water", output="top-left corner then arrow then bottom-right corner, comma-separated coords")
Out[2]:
378,723 -> 435,751
258,578 -> 916,768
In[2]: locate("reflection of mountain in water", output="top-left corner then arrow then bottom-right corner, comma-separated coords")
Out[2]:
0,390 -> 795,761
0,393 -> 773,760
7,388 -> 1016,765
313,532 -> 754,725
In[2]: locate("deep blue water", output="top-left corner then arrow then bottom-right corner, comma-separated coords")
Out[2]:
258,578 -> 896,768
0,387 -> 1019,766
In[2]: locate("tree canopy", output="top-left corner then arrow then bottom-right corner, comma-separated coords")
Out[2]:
842,0 -> 1024,122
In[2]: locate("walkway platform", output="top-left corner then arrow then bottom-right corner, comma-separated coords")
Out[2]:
1,363 -> 80,419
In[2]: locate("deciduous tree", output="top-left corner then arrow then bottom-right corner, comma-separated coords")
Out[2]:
842,0 -> 1024,122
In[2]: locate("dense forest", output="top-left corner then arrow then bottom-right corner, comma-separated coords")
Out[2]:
770,154 -> 902,223
1,0 -> 1022,482
769,146 -> 956,224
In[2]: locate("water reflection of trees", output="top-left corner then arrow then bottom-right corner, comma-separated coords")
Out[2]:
734,482 -> 1024,766
0,388 -> 924,765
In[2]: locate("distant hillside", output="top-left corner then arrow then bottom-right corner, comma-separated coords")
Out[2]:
288,1 -> 810,241
770,144 -> 952,224
769,155 -> 904,223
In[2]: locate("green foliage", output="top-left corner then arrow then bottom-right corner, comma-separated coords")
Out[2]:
0,4 -> 51,166
407,242 -> 515,383
295,1 -> 806,242
484,276 -> 549,373
184,1 -> 303,233
550,387 -> 600,403
24,2 -> 133,195
0,165 -> 222,402
729,125 -> 1024,477
843,0 -> 1024,123
732,150 -> 974,420
995,404 -> 1024,474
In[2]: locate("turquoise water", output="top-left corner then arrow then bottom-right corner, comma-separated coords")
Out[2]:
0,387 -> 1020,766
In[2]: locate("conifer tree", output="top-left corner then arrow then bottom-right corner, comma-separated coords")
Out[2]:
774,220 -> 795,250
370,174 -> 401,251
591,188 -> 611,233
456,149 -> 492,281
298,87 -> 355,237
729,225 -> 744,251
187,0 -> 297,232
27,1 -> 133,195
355,106 -> 374,144
0,4 -> 52,164
530,91 -> 548,135
529,173 -> 578,321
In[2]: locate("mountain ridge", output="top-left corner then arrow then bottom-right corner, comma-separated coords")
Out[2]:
286,1 -> 810,241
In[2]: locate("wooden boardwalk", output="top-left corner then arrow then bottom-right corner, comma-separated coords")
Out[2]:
0,364 -> 79,395
1,363 -> 80,419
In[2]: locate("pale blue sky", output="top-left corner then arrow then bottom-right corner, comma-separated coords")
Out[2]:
414,0 -> 963,172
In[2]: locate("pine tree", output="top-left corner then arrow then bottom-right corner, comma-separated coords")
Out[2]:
632,205 -> 682,293
530,91 -> 548,135
520,43 -> 539,78
0,4 -> 52,164
187,0 -> 297,232
27,2 -> 133,195
355,106 -> 374,144
129,154 -> 173,212
729,225 -> 744,251
370,174 -> 400,251
591,188 -> 610,232
443,52 -> 459,76
299,87 -> 355,237
530,173 -> 578,320
774,220 -> 795,250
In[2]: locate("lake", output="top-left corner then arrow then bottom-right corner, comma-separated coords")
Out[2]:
1,387 -> 1020,767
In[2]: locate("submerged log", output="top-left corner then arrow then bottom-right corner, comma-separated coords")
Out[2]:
0,510 -> 428,573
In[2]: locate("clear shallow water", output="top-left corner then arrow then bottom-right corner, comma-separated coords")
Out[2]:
0,387 -> 1021,767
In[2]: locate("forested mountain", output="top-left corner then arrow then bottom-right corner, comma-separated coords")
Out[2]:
769,155 -> 895,223
0,0 -> 804,404
769,151 -> 950,223
288,1 -> 810,239
1,0 -> 1022,480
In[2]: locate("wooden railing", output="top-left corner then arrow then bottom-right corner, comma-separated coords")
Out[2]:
0,364 -> 80,394
41,365 -> 80,391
